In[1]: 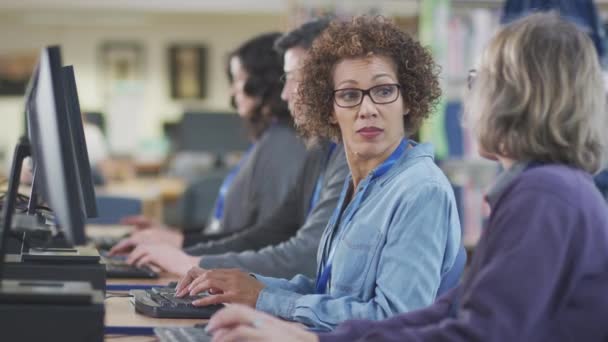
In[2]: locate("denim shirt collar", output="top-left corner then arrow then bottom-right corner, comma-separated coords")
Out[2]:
340,141 -> 436,217
345,141 -> 436,190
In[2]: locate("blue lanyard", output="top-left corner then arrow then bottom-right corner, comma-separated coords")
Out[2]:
212,145 -> 254,221
307,143 -> 337,217
315,138 -> 409,294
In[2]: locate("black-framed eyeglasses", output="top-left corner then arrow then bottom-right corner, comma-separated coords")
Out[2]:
333,83 -> 401,108
467,69 -> 477,90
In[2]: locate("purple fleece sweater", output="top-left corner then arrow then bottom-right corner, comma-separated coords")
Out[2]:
319,164 -> 608,342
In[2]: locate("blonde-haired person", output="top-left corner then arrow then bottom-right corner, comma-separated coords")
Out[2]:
203,12 -> 608,342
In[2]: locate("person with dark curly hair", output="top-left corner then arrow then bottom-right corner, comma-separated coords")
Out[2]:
201,13 -> 608,342
108,33 -> 315,276
174,16 -> 462,331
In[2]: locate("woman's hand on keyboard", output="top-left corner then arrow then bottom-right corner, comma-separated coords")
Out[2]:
175,267 -> 265,308
120,215 -> 157,230
175,267 -> 207,295
206,304 -> 318,342
108,228 -> 184,256
125,243 -> 199,276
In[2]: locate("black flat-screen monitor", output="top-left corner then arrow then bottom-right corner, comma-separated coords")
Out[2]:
62,65 -> 98,219
178,112 -> 249,154
24,46 -> 87,245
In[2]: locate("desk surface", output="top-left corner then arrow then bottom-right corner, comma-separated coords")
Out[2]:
104,297 -> 206,342
104,297 -> 204,328
95,223 -> 198,342
105,273 -> 205,341
106,272 -> 179,286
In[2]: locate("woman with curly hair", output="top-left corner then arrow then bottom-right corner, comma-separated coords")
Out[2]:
202,13 -> 608,342
174,16 -> 461,330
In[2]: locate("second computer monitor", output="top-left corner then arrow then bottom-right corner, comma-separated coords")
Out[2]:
62,65 -> 98,219
25,46 -> 87,245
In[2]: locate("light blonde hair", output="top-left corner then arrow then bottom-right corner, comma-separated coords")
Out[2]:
466,12 -> 607,173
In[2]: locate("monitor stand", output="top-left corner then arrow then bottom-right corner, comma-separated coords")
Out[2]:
0,136 -> 100,279
11,213 -> 53,235
13,163 -> 70,248
0,136 -> 104,341
9,213 -> 100,264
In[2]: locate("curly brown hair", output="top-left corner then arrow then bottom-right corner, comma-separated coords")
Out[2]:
296,16 -> 441,141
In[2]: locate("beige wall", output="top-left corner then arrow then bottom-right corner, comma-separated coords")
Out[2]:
0,10 -> 284,160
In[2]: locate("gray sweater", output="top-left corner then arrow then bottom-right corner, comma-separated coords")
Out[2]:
196,144 -> 348,279
182,123 -> 308,247
185,141 -> 329,255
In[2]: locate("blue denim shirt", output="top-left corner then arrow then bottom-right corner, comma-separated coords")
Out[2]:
254,142 -> 462,331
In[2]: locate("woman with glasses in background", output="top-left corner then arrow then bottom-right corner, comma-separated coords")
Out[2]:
174,16 -> 462,331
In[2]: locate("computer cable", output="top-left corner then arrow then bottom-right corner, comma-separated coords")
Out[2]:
0,192 -> 52,213
0,192 -> 31,212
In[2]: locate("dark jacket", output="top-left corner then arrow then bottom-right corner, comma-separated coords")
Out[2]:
181,123 -> 308,247
184,142 -> 328,256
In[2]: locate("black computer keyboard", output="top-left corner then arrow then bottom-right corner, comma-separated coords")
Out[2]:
89,235 -> 124,251
105,263 -> 158,279
152,286 -> 206,305
131,286 -> 223,318
155,326 -> 212,342
102,254 -> 158,279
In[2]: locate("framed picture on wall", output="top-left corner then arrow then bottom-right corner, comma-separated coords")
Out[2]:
99,41 -> 145,94
168,44 -> 207,99
98,41 -> 146,154
0,50 -> 38,96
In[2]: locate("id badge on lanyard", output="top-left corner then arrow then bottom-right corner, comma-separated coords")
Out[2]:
212,145 -> 254,221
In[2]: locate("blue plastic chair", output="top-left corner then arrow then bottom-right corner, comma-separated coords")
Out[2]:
87,195 -> 142,225
437,244 -> 467,297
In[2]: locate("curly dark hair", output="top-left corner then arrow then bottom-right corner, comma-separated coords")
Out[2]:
228,32 -> 292,139
296,16 -> 441,141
